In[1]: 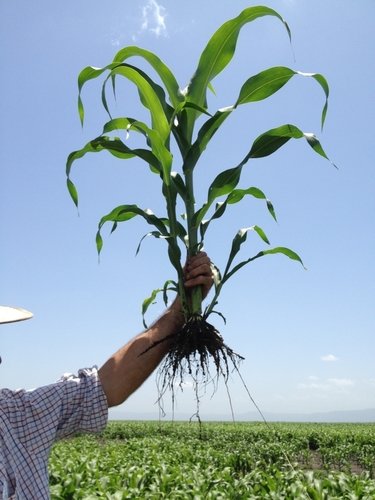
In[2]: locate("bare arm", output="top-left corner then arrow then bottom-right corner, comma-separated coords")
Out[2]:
98,252 -> 212,407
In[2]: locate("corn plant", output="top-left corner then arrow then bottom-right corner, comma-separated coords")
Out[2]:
66,6 -> 334,400
49,423 -> 375,498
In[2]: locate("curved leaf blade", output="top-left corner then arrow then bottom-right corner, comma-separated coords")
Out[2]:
185,6 -> 291,137
222,246 -> 306,285
183,108 -> 233,173
262,246 -> 306,268
227,187 -> 277,221
112,46 -> 183,109
136,231 -> 168,256
66,178 -> 79,208
304,133 -> 337,168
77,63 -> 123,125
142,280 -> 178,328
126,121 -> 173,184
247,124 -> 336,168
96,205 -> 169,255
235,67 -> 295,106
297,71 -> 330,129
108,65 -> 170,144
248,124 -> 303,159
66,136 -> 162,183
223,226 -> 270,277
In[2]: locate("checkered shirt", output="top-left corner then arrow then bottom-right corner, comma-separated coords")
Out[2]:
0,366 -> 108,499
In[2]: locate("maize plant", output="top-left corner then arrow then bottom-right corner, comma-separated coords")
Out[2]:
66,6 -> 334,402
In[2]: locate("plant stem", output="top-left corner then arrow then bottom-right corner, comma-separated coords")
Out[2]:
163,182 -> 190,319
184,166 -> 202,317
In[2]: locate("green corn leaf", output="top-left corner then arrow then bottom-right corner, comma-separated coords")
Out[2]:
222,246 -> 306,285
78,64 -> 116,93
141,288 -> 163,329
227,187 -> 277,221
247,124 -> 336,167
102,63 -> 175,128
112,46 -> 183,109
162,280 -> 178,308
66,136 -> 162,180
78,95 -> 84,127
127,121 -> 173,185
193,165 -> 242,227
183,108 -> 233,173
105,65 -> 171,144
66,178 -> 79,208
102,117 -> 139,135
136,231 -> 169,256
199,187 -> 277,243
167,241 -> 182,274
235,68 -> 329,128
77,63 -> 123,126
171,172 -> 187,203
266,200 -> 277,221
184,6 -> 291,138
304,132 -> 337,167
199,201 -> 227,241
142,280 -> 178,328
223,226 -> 270,277
66,138 -> 131,177
95,230 -> 103,257
176,101 -> 213,118
253,225 -> 270,245
96,205 -> 169,255
102,118 -> 171,174
207,166 -> 242,204
194,142 -> 281,228
160,216 -> 187,241
297,71 -> 329,130
77,60 -> 176,127
235,67 -> 296,106
248,124 -> 303,158
262,246 -> 306,268
98,206 -> 169,235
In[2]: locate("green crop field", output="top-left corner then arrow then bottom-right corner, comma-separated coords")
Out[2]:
49,421 -> 375,499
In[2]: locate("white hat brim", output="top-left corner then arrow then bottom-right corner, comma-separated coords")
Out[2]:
0,306 -> 34,324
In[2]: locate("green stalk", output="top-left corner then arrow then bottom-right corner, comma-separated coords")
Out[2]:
163,182 -> 190,319
184,165 -> 203,317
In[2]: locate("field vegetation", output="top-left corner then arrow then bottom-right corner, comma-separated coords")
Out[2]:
49,420 -> 375,499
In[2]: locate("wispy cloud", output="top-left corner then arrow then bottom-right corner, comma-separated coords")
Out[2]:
141,0 -> 168,37
328,378 -> 355,387
321,354 -> 339,362
297,377 -> 355,394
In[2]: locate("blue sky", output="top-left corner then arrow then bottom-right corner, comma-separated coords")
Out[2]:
1,0 -> 374,419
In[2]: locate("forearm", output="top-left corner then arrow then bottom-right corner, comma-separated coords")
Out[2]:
98,298 -> 184,408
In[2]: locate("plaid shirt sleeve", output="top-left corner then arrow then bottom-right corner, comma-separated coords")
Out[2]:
0,366 -> 108,499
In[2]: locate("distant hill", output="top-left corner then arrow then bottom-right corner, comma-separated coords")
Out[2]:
108,408 -> 375,423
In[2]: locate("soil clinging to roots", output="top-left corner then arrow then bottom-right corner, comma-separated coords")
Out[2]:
141,315 -> 244,415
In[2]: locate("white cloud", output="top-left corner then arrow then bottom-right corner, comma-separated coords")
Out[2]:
141,0 -> 168,37
321,354 -> 339,362
328,378 -> 355,387
297,377 -> 355,396
298,381 -> 330,391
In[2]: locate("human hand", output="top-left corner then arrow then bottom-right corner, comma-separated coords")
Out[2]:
184,252 -> 213,300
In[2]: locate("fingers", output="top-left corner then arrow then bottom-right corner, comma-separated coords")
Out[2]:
184,252 -> 213,299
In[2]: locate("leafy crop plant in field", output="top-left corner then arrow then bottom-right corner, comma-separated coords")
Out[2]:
49,422 -> 375,499
66,6 -> 335,414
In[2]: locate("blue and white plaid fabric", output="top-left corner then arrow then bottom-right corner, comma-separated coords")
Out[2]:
0,367 -> 108,499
